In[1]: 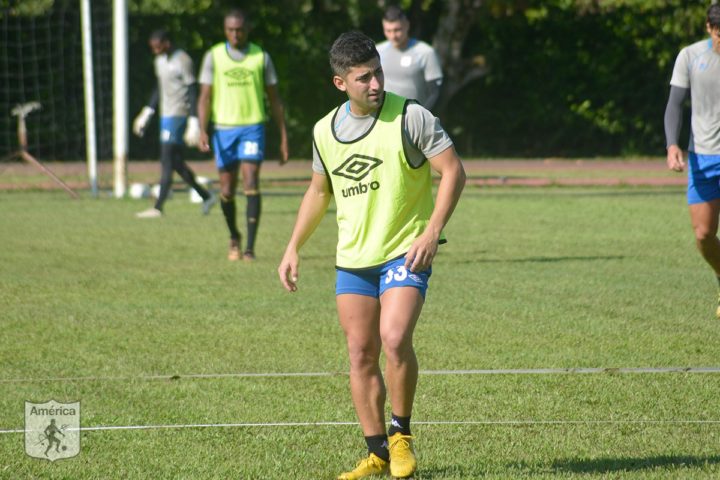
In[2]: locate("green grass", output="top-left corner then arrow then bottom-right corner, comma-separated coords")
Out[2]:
1,184 -> 720,479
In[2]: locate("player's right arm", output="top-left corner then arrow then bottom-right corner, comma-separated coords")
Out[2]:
132,88 -> 158,137
197,83 -> 212,152
664,85 -> 688,172
197,51 -> 214,152
278,172 -> 332,292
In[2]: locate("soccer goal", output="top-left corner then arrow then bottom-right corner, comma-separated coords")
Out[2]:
0,0 -> 113,195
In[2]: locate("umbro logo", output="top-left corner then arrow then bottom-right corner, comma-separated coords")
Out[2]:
332,154 -> 382,182
224,68 -> 252,81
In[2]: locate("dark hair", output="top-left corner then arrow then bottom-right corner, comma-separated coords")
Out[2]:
329,31 -> 379,76
149,29 -> 170,43
708,4 -> 720,29
383,5 -> 407,22
225,8 -> 247,22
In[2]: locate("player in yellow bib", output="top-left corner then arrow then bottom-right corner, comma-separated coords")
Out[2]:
278,31 -> 465,480
198,9 -> 289,261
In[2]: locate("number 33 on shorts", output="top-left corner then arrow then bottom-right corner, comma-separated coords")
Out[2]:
381,258 -> 431,297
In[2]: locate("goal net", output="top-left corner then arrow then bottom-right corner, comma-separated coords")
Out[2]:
0,0 -> 113,161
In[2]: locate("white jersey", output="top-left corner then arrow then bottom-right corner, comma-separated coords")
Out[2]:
377,38 -> 443,107
670,38 -> 720,154
312,94 -> 453,174
154,48 -> 195,117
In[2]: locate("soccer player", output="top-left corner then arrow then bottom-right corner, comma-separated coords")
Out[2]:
377,5 -> 443,110
278,31 -> 465,479
197,9 -> 289,261
665,4 -> 720,318
132,29 -> 216,219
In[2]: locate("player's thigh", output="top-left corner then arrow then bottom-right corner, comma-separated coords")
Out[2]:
378,287 -> 424,349
689,198 -> 720,239
337,293 -> 381,354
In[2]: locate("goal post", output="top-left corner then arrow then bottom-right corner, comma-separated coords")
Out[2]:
112,0 -> 128,199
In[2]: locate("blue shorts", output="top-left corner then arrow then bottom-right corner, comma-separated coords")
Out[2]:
688,152 -> 720,205
212,124 -> 265,168
159,116 -> 186,145
335,256 -> 432,298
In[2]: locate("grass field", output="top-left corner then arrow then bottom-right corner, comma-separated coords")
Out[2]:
1,179 -> 720,479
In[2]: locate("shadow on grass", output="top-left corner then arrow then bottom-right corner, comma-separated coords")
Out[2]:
449,255 -> 625,264
509,455 -> 720,475
418,465 -> 486,478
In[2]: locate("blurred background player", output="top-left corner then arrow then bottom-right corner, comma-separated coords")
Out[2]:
377,5 -> 443,110
132,29 -> 216,218
665,4 -> 720,318
278,31 -> 465,479
197,8 -> 289,261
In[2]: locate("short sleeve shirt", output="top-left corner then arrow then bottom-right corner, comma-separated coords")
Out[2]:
312,96 -> 453,174
199,43 -> 278,87
670,38 -> 720,154
377,39 -> 443,107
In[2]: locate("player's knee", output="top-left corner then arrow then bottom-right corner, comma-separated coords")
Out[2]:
380,332 -> 414,360
693,224 -> 718,243
347,343 -> 380,370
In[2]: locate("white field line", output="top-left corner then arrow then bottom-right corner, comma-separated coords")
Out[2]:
2,366 -> 720,383
3,419 -> 720,435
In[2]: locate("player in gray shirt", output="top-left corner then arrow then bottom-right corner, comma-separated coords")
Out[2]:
664,4 -> 720,318
377,5 -> 443,110
132,30 -> 215,219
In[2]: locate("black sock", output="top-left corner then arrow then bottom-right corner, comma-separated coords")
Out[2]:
220,195 -> 240,240
245,193 -> 261,252
388,414 -> 411,436
365,434 -> 389,462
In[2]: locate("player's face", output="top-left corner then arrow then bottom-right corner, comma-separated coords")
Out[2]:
225,15 -> 249,49
382,19 -> 410,49
149,38 -> 169,56
333,57 -> 385,116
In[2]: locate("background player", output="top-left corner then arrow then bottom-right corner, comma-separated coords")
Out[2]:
197,9 -> 289,261
377,5 -> 443,110
132,29 -> 215,218
665,4 -> 720,318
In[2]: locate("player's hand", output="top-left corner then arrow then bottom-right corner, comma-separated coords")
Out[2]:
404,230 -> 439,273
183,116 -> 201,147
132,106 -> 155,137
278,250 -> 299,292
666,145 -> 685,172
198,131 -> 211,152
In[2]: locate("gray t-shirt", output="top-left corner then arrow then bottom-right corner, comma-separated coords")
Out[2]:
377,39 -> 443,108
312,97 -> 453,174
198,42 -> 278,87
670,38 -> 720,154
154,48 -> 195,117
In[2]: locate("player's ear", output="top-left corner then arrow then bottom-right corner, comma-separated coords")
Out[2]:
332,75 -> 347,92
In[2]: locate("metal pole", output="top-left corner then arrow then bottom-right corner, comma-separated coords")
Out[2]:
80,0 -> 98,197
113,0 -> 128,198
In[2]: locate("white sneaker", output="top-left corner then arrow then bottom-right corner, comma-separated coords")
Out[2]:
136,207 -> 162,218
201,193 -> 218,216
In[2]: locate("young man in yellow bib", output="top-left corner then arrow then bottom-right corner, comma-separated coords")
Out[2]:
197,8 -> 289,261
278,31 -> 465,480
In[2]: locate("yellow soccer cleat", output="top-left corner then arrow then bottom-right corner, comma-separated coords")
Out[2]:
388,433 -> 417,478
337,453 -> 389,480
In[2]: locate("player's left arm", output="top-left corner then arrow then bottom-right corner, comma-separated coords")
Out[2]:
405,145 -> 466,273
422,47 -> 444,110
265,84 -> 289,164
